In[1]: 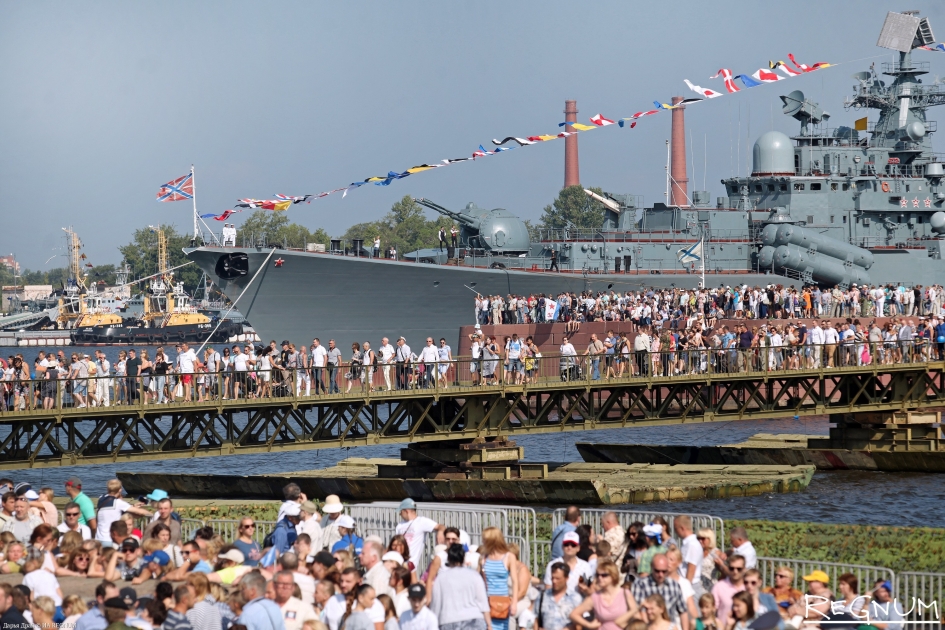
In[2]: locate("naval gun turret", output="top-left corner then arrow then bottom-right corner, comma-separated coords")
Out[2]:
414,198 -> 531,253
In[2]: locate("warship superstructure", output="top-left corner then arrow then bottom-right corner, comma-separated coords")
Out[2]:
186,11 -> 945,350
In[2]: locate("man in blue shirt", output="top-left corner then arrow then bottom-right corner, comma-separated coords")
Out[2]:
269,502 -> 301,554
550,506 -> 581,560
239,571 -> 286,630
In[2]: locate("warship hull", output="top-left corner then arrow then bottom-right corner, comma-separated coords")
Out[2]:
185,247 -> 785,350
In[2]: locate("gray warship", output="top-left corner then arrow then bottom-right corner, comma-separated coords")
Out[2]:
186,11 -> 945,350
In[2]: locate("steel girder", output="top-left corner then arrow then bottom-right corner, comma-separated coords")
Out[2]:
0,364 -> 943,469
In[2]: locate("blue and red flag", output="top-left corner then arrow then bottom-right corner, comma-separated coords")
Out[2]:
156,173 -> 194,202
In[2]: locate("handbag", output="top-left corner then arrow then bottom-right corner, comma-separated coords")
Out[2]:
488,595 -> 512,620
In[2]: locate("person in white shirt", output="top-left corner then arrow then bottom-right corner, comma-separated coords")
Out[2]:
324,569 -> 386,630
94,479 -> 151,545
394,498 -> 444,568
543,531 -> 593,593
360,541 -> 393,598
400,584 -> 439,630
230,345 -> 251,399
57,502 -> 92,540
95,350 -> 111,407
416,338 -> 439,389
273,569 -> 319,630
311,339 -> 328,395
809,323 -> 825,368
177,342 -> 199,402
378,338 -> 395,392
298,501 -> 323,543
729,527 -> 757,569
559,337 -> 577,380
673,516 -> 702,589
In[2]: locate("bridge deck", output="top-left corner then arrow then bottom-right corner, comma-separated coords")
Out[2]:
1,352 -> 943,468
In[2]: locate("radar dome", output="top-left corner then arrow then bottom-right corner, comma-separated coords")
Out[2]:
752,131 -> 794,176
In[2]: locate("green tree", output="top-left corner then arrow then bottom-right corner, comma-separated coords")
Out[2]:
538,185 -> 607,231
119,225 -> 203,294
236,211 -> 329,249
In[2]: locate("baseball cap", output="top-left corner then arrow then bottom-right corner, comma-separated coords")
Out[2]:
65,477 -> 82,490
382,551 -> 404,564
399,498 -> 417,511
407,583 -> 426,600
120,538 -> 140,551
283,502 -> 302,517
562,532 -> 580,546
104,597 -> 130,611
642,523 -> 663,538
300,500 -> 319,515
119,587 -> 138,607
803,570 -> 830,583
281,340 -> 290,346
335,515 -> 355,529
143,551 -> 170,566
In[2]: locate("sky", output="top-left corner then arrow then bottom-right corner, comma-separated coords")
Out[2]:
3,1 -> 945,270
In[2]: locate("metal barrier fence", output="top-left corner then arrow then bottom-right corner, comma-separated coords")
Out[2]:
551,508 -> 726,552
756,557 -> 895,600
896,571 -> 945,621
3,341 -> 943,415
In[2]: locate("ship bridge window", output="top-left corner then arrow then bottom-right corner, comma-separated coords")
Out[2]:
779,184 -> 787,192
754,185 -> 762,193
843,215 -> 848,224
906,184 -> 911,192
767,184 -> 775,192
810,183 -> 822,191
842,183 -> 850,191
831,183 -> 838,191
830,215 -> 835,223
794,183 -> 805,191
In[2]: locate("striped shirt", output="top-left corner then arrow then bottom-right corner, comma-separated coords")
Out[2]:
163,609 -> 194,630
186,595 -> 223,630
631,577 -> 687,623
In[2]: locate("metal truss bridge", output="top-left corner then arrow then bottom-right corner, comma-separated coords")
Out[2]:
2,359 -> 944,469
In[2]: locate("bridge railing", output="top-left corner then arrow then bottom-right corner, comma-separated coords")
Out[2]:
3,340 -> 942,415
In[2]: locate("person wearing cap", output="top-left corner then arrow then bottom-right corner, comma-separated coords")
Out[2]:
789,570 -> 833,623
208,548 -> 251,586
273,568 -> 318,630
637,523 -> 668,577
95,479 -> 151,546
865,579 -> 903,630
330,514 -> 363,556
269,501 -> 302,554
143,493 -> 182,546
101,595 -> 136,630
543,531 -> 592,594
319,494 -> 346,552
105,537 -> 146,582
64,477 -> 97,531
394,498 -> 445,568
130,549 -> 171,585
401,583 -> 439,630
298,500 -> 323,543
311,550 -> 336,580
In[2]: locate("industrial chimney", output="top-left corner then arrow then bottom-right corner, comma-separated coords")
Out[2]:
670,96 -> 689,207
564,100 -> 580,188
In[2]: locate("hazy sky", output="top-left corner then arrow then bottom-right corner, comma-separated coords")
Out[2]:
3,1 -> 944,269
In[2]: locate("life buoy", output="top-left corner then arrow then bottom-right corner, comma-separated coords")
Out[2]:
881,181 -> 890,192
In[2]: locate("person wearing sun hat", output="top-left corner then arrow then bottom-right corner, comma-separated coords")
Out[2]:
330,514 -> 364,556
319,494 -> 345,551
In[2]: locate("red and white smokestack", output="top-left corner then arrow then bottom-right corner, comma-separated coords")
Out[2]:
670,96 -> 689,207
564,100 -> 580,188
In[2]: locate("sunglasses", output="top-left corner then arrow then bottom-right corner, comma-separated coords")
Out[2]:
776,574 -> 790,579
65,512 -> 80,517
652,569 -> 668,574
730,566 -> 745,572
596,573 -> 611,578
241,524 -> 256,529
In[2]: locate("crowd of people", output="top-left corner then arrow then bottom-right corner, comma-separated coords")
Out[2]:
0,482 -> 906,630
474,284 -> 945,327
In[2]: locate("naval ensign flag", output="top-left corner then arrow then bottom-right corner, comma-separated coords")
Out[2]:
677,241 -> 704,265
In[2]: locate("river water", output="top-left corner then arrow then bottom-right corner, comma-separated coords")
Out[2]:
7,346 -> 945,528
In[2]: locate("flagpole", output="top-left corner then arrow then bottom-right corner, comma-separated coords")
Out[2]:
191,164 -> 198,241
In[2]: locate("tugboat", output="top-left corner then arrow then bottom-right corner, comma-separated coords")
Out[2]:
72,228 -> 241,344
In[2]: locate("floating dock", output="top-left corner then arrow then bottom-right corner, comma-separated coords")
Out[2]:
118,438 -> 814,505
578,412 -> 945,472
